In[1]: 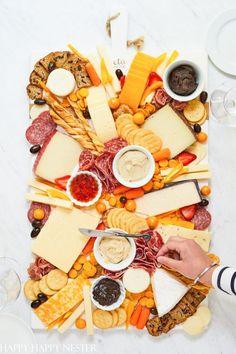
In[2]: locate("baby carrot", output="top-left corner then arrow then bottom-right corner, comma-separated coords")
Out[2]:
130,304 -> 142,326
85,62 -> 101,86
113,185 -> 131,195
136,307 -> 150,330
125,188 -> 144,200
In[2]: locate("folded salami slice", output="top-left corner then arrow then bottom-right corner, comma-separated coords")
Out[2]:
25,111 -> 56,145
27,202 -> 51,225
191,207 -> 211,230
104,137 -> 128,156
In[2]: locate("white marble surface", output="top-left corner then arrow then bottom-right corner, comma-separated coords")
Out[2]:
0,0 -> 236,353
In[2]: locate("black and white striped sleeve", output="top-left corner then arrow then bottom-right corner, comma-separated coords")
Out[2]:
212,266 -> 236,295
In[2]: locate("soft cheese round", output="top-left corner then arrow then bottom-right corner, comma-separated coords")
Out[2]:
123,268 -> 150,293
46,68 -> 76,97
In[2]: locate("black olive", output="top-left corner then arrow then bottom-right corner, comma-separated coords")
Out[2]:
193,123 -> 201,134
120,196 -> 127,204
150,307 -> 158,315
34,98 -> 46,105
199,199 -> 209,207
48,61 -> 56,73
31,299 -> 41,309
83,109 -> 91,119
115,69 -> 123,80
30,144 -> 41,154
37,293 -> 48,303
200,91 -> 208,103
31,227 -> 41,238
32,220 -> 43,228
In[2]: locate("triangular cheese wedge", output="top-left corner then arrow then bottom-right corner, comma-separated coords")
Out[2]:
151,268 -> 189,317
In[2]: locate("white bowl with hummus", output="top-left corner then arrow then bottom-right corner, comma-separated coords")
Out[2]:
94,228 -> 136,272
112,145 -> 155,188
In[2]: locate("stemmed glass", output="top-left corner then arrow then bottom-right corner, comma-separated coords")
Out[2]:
0,257 -> 21,311
210,83 -> 236,127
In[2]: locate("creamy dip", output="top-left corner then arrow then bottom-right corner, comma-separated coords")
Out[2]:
117,150 -> 150,182
99,237 -> 131,264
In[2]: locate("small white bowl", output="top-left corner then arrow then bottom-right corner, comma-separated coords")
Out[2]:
91,276 -> 126,311
94,228 -> 136,272
163,59 -> 205,102
112,145 -> 155,188
66,171 -> 102,207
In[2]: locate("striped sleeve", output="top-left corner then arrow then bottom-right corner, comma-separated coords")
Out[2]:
212,266 -> 236,295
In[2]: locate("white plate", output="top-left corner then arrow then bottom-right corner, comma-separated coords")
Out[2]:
207,9 -> 236,75
0,313 -> 35,345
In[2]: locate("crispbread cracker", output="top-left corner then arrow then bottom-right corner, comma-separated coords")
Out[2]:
24,279 -> 37,301
39,275 -> 57,296
93,309 -> 113,329
46,269 -> 68,291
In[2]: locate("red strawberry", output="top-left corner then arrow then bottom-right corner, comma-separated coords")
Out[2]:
148,72 -> 162,86
177,152 -> 197,166
180,204 -> 197,220
96,222 -> 105,230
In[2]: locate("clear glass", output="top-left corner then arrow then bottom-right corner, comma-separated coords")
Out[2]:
0,257 -> 21,311
210,83 -> 236,127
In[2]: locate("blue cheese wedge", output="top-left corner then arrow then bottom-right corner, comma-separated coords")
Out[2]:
151,268 -> 189,317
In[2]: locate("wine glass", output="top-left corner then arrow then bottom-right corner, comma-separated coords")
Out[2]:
0,257 -> 21,311
210,83 -> 236,127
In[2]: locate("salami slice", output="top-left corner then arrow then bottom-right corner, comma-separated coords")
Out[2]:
25,111 -> 56,145
170,99 -> 188,111
104,137 -> 128,156
79,150 -> 95,170
27,202 -> 51,224
191,207 -> 211,230
154,88 -> 172,106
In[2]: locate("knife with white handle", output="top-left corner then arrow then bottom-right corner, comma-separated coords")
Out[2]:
79,228 -> 151,241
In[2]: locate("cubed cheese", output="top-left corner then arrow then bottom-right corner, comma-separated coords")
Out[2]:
143,105 -> 196,157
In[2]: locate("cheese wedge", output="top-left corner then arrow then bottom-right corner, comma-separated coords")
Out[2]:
156,224 -> 211,251
119,52 -> 155,110
135,181 -> 201,216
87,86 -> 117,142
151,269 -> 189,317
143,105 -> 196,157
32,207 -> 100,273
34,131 -> 82,183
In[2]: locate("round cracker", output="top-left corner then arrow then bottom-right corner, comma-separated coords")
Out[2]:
33,281 -> 41,297
116,209 -> 130,230
131,220 -> 148,234
110,208 -> 124,229
182,315 -> 204,336
121,124 -> 136,140
132,129 -> 151,146
111,310 -> 119,327
39,275 -> 56,296
184,99 -> 205,123
117,307 -> 127,326
93,309 -> 113,329
118,120 -> 135,137
196,306 -> 211,327
126,128 -> 139,145
46,269 -> 68,291
24,279 -> 37,301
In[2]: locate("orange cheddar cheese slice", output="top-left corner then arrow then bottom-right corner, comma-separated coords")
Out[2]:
34,276 -> 89,326
119,52 -> 155,110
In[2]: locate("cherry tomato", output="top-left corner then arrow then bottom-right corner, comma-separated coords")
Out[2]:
125,200 -> 136,212
33,208 -> 45,220
108,97 -> 120,109
201,185 -> 211,197
96,202 -> 107,214
133,112 -> 145,125
146,216 -> 158,229
196,132 -> 208,143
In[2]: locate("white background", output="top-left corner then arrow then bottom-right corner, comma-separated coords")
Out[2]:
0,0 -> 236,353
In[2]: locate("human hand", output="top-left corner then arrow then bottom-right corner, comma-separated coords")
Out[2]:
157,237 -> 215,285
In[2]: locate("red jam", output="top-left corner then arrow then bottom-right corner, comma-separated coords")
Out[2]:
70,173 -> 99,203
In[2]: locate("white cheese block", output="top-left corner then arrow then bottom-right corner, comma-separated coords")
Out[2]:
28,179 -> 59,193
32,207 -> 100,273
34,131 -> 82,183
46,68 -> 76,97
25,193 -> 73,209
30,104 -> 49,120
58,302 -> 85,333
151,268 -> 189,317
161,164 -> 209,176
156,224 -> 211,251
87,86 -> 118,142
83,285 -> 94,336
171,171 -> 211,182
135,181 -> 201,216
143,105 -> 196,158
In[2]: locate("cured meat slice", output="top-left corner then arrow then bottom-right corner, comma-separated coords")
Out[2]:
27,202 -> 51,224
170,99 -> 188,111
191,207 -> 211,230
154,88 -> 172,106
79,150 -> 95,170
27,257 -> 55,281
25,111 -> 56,145
104,137 -> 128,156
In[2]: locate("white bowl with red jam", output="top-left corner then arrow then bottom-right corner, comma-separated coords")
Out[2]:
66,171 -> 102,207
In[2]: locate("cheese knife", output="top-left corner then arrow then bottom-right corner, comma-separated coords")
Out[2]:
79,228 -> 151,241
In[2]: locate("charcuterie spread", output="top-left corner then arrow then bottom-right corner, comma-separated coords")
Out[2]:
24,17 -> 219,337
